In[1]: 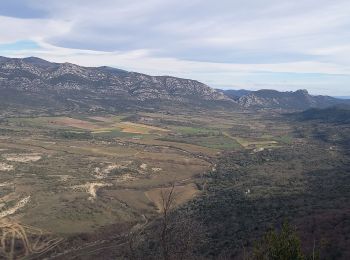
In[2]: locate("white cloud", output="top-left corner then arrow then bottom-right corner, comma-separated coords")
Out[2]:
0,15 -> 71,43
0,0 -> 350,95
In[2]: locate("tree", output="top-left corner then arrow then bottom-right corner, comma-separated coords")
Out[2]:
160,183 -> 176,260
159,183 -> 205,260
126,182 -> 206,260
253,221 -> 306,260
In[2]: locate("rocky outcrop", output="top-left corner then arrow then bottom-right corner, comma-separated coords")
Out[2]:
0,56 -> 234,113
1,56 -> 347,113
237,89 -> 348,110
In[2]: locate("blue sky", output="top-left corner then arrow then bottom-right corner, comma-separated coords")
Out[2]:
0,0 -> 349,95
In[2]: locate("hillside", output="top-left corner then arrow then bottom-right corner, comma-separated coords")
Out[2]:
237,89 -> 349,110
295,105 -> 350,124
1,56 -> 349,114
0,56 -> 234,114
217,89 -> 252,100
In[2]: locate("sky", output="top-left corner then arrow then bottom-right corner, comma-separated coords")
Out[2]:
0,0 -> 350,95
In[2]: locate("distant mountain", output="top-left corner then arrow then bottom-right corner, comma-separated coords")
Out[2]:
236,89 -> 350,110
335,96 -> 350,100
294,105 -> 350,124
0,56 -> 234,114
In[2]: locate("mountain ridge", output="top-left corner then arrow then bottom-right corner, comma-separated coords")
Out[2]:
221,88 -> 350,110
0,56 -> 235,113
0,56 -> 349,113
293,105 -> 350,124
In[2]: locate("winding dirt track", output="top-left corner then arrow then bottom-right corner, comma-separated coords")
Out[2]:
47,214 -> 148,260
0,221 -> 62,260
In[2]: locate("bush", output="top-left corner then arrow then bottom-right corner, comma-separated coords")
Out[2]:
252,222 -> 306,260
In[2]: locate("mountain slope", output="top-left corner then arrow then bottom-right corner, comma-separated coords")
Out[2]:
0,56 -> 234,113
294,105 -> 350,124
237,89 -> 349,110
217,89 -> 252,100
1,56 -> 348,114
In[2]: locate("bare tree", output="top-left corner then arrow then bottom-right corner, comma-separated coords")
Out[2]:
159,182 -> 206,260
126,182 -> 206,260
160,182 -> 176,260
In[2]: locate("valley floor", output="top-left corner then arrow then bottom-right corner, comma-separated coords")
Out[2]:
0,108 -> 348,259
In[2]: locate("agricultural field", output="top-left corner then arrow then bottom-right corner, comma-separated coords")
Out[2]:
0,109 -> 298,258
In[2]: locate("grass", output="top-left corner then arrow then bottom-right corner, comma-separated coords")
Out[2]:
274,135 -> 293,144
161,134 -> 241,150
93,129 -> 139,138
173,126 -> 219,135
197,135 -> 242,149
118,122 -> 169,134
223,132 -> 279,149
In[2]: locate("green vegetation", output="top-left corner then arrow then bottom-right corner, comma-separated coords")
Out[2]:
274,135 -> 293,144
53,130 -> 93,140
295,106 -> 350,124
173,126 -> 219,135
253,222 -> 305,260
92,129 -> 139,138
196,135 -> 241,149
159,134 -> 241,150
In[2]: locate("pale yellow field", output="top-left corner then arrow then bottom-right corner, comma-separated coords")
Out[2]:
145,183 -> 200,212
118,121 -> 170,134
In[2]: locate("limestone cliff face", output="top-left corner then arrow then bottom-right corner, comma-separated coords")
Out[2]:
0,57 -> 230,101
1,56 -> 346,113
